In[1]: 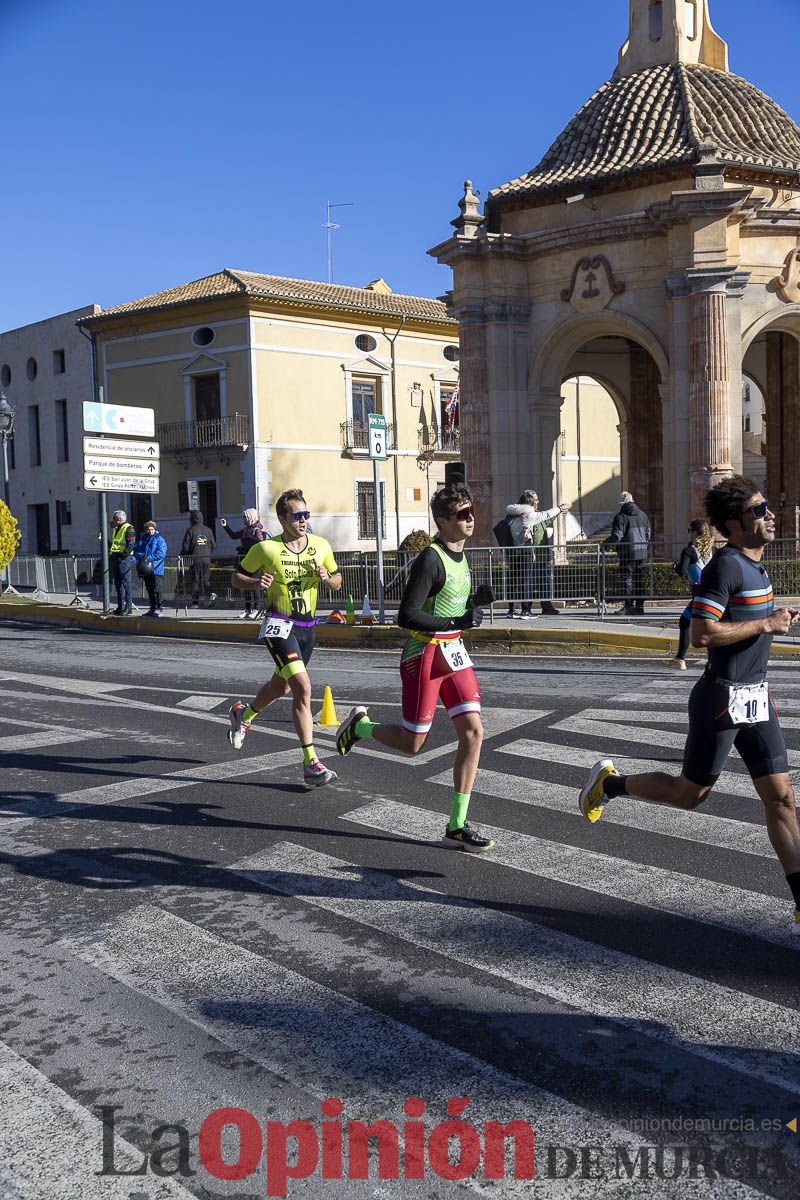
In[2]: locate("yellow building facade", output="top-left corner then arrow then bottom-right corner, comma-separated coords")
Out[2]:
80,271 -> 462,552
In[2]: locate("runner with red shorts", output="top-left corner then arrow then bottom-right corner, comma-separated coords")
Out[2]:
336,482 -> 494,853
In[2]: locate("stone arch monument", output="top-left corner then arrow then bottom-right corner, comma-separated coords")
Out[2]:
430,0 -> 800,543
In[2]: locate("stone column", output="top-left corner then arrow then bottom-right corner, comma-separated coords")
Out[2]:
628,342 -> 664,540
457,305 -> 492,544
686,268 -> 736,518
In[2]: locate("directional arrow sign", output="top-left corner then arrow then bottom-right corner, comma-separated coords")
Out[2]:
82,402 -> 155,438
84,472 -> 159,494
83,437 -> 160,458
83,454 -> 160,476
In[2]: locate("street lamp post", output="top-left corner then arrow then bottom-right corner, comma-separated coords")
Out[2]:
0,391 -> 15,508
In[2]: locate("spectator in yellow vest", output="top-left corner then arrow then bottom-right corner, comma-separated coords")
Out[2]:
109,509 -> 136,615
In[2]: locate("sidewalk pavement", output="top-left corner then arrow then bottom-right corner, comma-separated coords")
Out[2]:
4,591 -> 800,658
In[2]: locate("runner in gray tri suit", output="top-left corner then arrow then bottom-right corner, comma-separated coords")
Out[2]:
578,476 -> 800,934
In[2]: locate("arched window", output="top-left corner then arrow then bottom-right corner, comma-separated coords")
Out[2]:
649,1 -> 663,41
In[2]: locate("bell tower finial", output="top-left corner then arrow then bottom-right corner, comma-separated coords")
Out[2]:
615,1 -> 728,78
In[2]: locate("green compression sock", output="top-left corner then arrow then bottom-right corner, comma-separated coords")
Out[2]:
243,704 -> 258,723
301,744 -> 317,766
355,716 -> 378,739
448,791 -> 470,832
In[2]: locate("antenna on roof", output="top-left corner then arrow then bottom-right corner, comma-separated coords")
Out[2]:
324,200 -> 354,283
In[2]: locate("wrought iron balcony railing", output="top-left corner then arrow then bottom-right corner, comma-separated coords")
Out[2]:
340,420 -> 395,454
157,412 -> 250,453
418,427 -> 461,455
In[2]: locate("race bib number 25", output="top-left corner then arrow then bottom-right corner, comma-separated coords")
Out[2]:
259,614 -> 294,641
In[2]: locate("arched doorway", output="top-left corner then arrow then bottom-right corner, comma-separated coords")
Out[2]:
556,335 -> 665,540
531,316 -> 667,541
743,320 -> 800,541
560,373 -> 623,537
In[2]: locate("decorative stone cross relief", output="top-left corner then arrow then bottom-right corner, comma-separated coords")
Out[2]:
561,256 -> 625,312
772,248 -> 800,304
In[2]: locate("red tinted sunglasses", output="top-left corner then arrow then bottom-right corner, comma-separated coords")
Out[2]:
453,506 -> 475,521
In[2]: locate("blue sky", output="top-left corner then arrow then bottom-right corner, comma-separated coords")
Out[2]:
1,0 -> 798,331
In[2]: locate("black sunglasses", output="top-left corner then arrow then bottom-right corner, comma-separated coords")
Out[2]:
744,500 -> 769,520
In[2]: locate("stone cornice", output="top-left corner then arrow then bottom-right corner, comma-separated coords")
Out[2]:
665,267 -> 750,299
647,187 -> 756,231
429,211 -> 662,269
743,207 -> 800,236
484,300 -> 534,324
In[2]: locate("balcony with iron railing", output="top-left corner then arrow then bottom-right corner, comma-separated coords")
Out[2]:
340,419 -> 395,456
157,412 -> 250,455
418,427 -> 461,457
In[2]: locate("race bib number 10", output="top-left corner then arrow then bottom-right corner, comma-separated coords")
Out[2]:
440,639 -> 473,673
259,614 -> 294,641
728,683 -> 769,726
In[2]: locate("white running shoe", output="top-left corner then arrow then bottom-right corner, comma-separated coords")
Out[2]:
303,760 -> 338,789
228,702 -> 252,750
668,658 -> 687,670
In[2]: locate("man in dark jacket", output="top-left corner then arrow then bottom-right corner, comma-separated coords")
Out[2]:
180,509 -> 216,607
109,508 -> 136,615
605,491 -> 651,615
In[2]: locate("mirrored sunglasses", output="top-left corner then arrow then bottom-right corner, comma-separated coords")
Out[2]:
289,510 -> 311,522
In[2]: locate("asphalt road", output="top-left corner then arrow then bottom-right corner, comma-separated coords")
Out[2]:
0,621 -> 798,1200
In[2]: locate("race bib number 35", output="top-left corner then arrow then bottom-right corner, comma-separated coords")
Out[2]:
440,639 -> 473,673
728,683 -> 769,726
259,614 -> 294,641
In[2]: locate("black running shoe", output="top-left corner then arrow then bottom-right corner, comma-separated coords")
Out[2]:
442,822 -> 495,854
336,705 -> 367,756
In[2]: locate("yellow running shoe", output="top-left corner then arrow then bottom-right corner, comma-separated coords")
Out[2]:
579,759 -> 618,823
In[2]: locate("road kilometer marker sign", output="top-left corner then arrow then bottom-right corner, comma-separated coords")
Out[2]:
84,473 -> 159,494
83,455 -> 160,476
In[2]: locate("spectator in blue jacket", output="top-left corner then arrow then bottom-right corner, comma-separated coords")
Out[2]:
134,519 -> 168,617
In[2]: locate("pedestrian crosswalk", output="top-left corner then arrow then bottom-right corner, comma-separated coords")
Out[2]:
1,658 -> 799,1198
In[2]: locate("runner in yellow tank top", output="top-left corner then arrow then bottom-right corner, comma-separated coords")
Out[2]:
227,489 -> 343,789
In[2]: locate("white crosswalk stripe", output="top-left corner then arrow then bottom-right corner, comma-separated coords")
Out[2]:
497,737 -> 758,797
340,798 -> 798,949
425,767 -> 773,855
0,1042 -> 197,1199
551,716 -> 800,766
4,656 -> 800,1199
0,728 -> 105,753
67,904 -> 762,1199
232,840 -> 800,1096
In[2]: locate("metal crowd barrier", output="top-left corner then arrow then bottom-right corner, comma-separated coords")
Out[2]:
5,540 -> 800,619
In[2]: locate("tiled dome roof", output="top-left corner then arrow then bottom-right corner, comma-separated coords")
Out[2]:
488,63 -> 800,211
